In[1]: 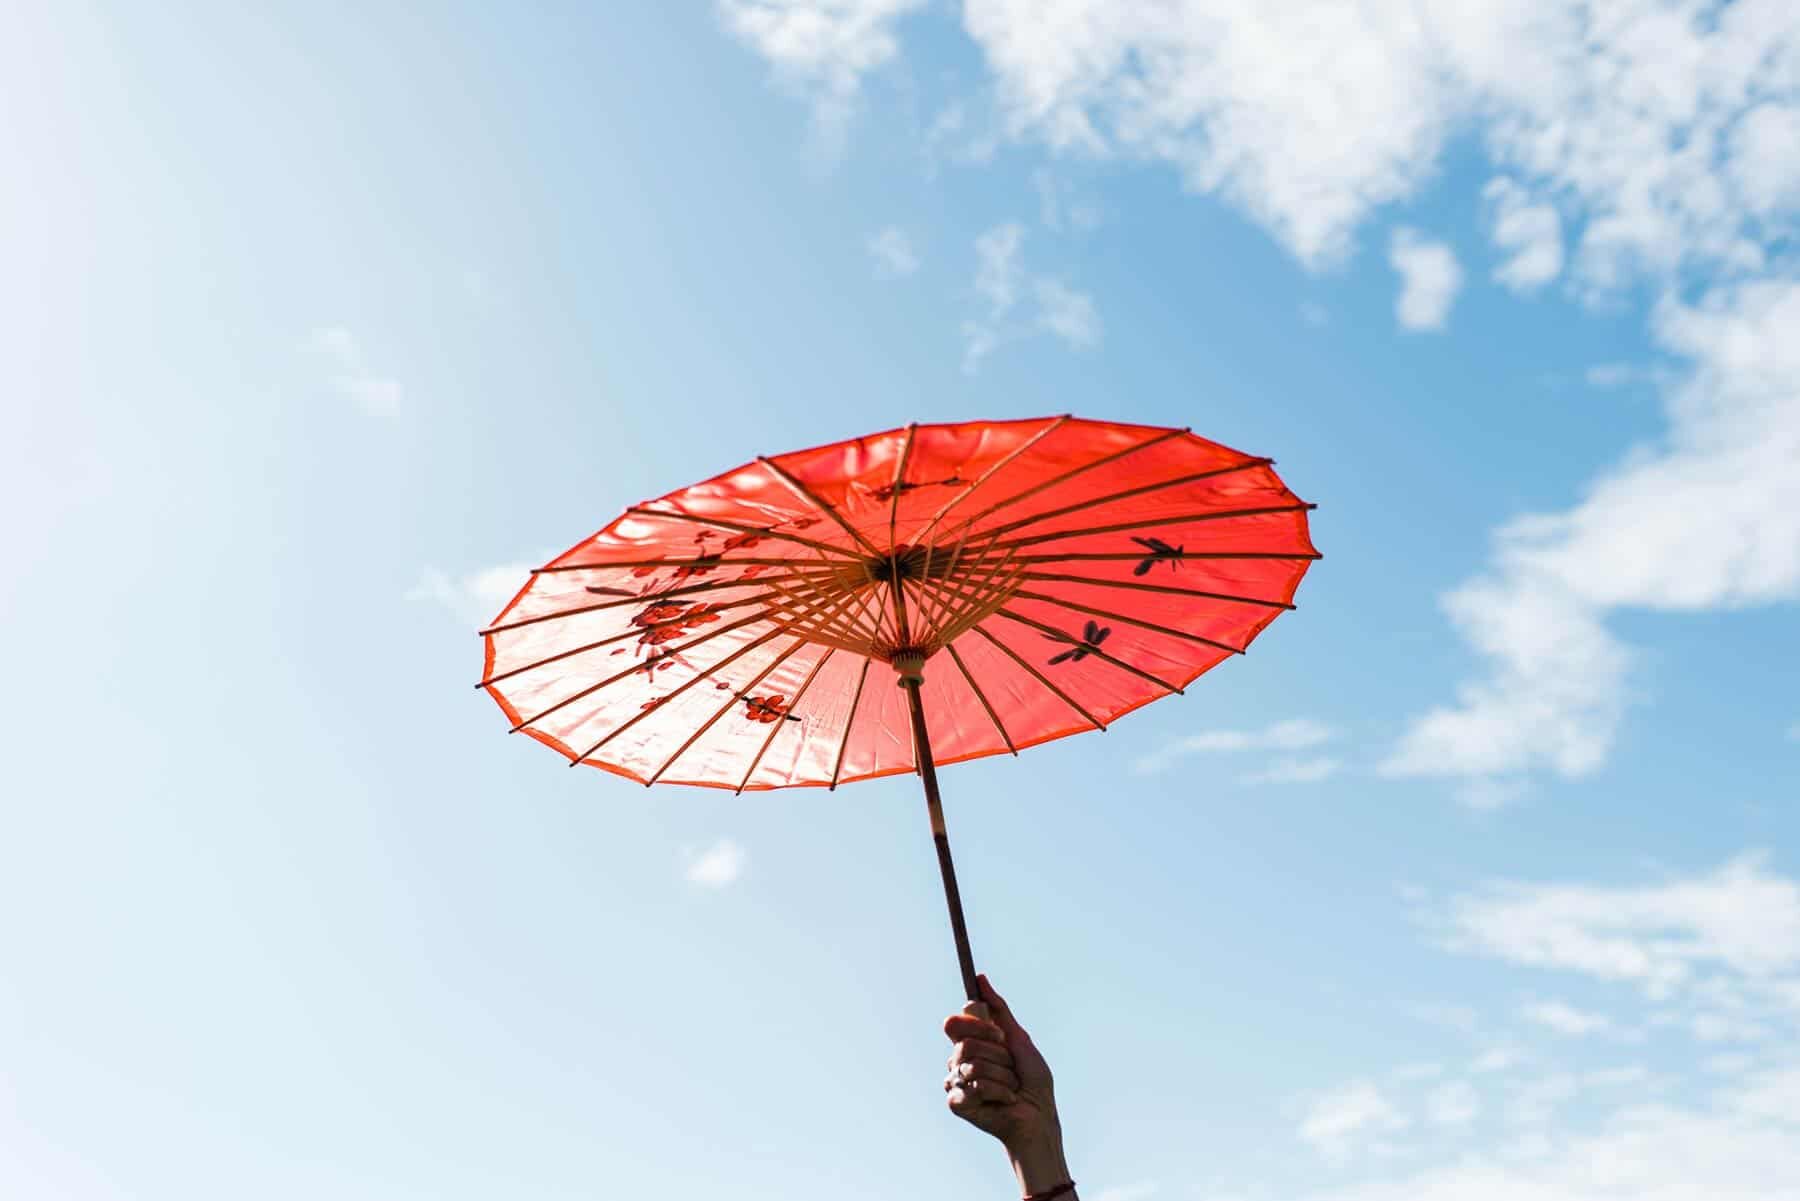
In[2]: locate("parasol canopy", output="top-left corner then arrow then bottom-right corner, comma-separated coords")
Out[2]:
481,415 -> 1317,789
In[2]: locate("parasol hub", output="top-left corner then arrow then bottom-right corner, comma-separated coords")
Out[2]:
889,648 -> 928,684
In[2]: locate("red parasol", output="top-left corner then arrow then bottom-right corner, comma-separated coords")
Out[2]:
480,416 -> 1318,1001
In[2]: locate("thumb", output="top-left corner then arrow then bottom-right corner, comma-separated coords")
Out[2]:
977,974 -> 1026,1038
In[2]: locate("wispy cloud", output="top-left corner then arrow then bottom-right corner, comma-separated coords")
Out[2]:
867,225 -> 919,278
1485,176 -> 1563,292
718,0 -> 924,152
684,838 -> 746,889
1283,853 -> 1800,1196
408,562 -> 536,627
1385,282 -> 1800,790
1389,228 -> 1462,331
306,326 -> 403,416
1241,756 -> 1341,785
1442,853 -> 1800,1004
1423,1079 -> 1480,1127
1584,361 -> 1673,391
1298,1081 -> 1406,1160
1032,167 -> 1101,233
1134,718 -> 1335,776
1034,277 -> 1101,348
961,222 -> 1101,371
1521,1000 -> 1615,1037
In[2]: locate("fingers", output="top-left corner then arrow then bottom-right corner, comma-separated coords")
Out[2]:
943,1012 -> 1007,1046
947,1037 -> 1012,1071
947,1058 -> 1021,1093
947,1076 -> 1020,1112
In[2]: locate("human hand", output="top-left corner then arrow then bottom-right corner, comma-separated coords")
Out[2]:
942,974 -> 1071,1196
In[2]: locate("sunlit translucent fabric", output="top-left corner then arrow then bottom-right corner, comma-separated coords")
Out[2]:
480,416 -> 1319,790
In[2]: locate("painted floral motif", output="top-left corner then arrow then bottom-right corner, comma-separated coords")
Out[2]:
742,694 -> 801,723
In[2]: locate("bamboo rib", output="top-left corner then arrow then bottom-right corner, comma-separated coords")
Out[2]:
533,555 -> 839,574
991,503 -> 1318,552
735,647 -> 838,793
968,624 -> 1106,732
1011,589 -> 1246,657
889,423 -> 917,551
758,455 -> 883,557
913,415 -> 1070,547
1008,550 -> 1322,565
944,641 -> 1017,755
483,570 -> 837,636
992,607 -> 1185,696
478,591 -> 788,688
566,623 -> 797,764
644,639 -> 810,787
943,427 -> 1187,539
509,609 -> 774,733
828,656 -> 875,790
1014,571 -> 1295,610
627,505 -> 862,561
976,458 -> 1274,540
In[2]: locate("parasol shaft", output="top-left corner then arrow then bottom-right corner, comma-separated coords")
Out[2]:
902,676 -> 982,1005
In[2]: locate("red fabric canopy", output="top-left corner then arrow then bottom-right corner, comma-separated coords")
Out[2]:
480,416 -> 1318,790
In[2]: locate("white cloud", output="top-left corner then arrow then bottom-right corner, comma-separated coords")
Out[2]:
962,222 -> 1102,371
1424,1080 -> 1480,1128
1585,362 -> 1673,391
1242,756 -> 1341,785
1442,854 -> 1800,1002
964,0 -> 1451,266
1279,857 -> 1800,1199
1034,277 -> 1102,347
1730,102 -> 1800,218
1389,229 -> 1463,332
717,0 -> 924,147
1386,280 -> 1800,786
960,2 -> 1800,285
1288,1068 -> 1800,1201
1134,718 -> 1336,775
409,562 -> 536,627
867,225 -> 919,278
1299,1082 -> 1407,1160
1033,167 -> 1102,233
974,222 -> 1024,312
1484,177 -> 1563,292
684,838 -> 746,889
1471,1047 -> 1520,1074
306,326 -> 404,417
924,99 -> 1002,171
1521,1000 -> 1615,1037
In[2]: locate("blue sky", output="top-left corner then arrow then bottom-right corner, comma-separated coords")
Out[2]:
4,3 -> 1798,1199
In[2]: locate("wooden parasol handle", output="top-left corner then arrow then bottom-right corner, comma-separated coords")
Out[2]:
900,671 -> 983,1005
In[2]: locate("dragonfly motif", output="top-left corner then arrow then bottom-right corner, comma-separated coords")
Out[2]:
870,475 -> 966,503
1130,536 -> 1185,575
1046,620 -> 1111,665
635,648 -> 691,678
742,694 -> 802,723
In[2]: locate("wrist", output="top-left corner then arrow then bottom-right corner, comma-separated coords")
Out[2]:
1005,1122 -> 1070,1197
